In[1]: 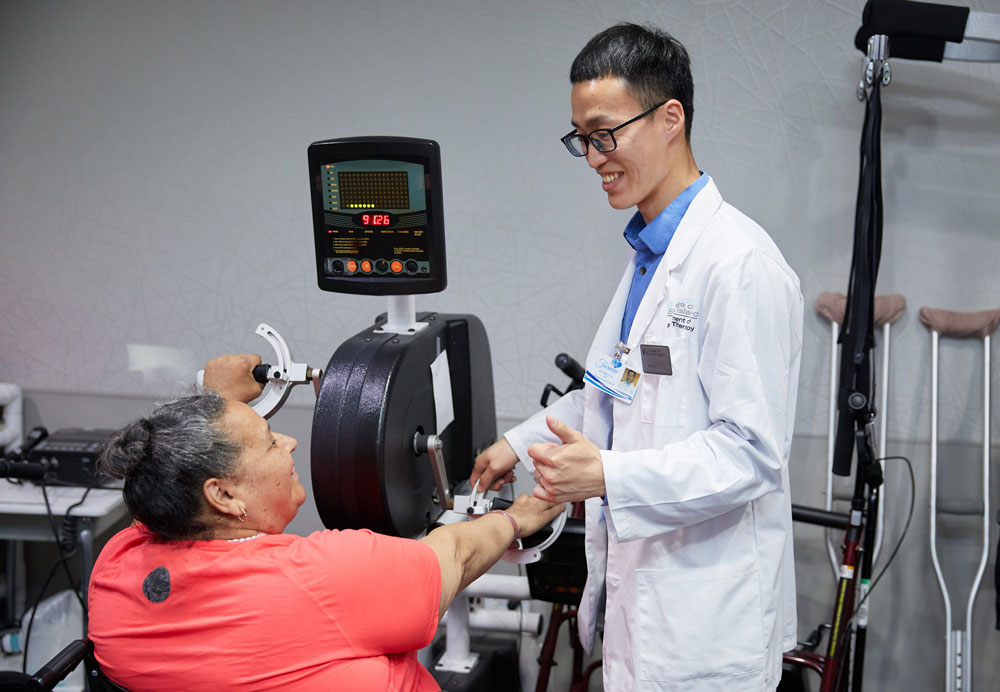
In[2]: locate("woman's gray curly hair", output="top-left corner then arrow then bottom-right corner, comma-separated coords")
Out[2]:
97,392 -> 240,540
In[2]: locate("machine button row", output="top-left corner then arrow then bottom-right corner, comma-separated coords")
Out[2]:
332,259 -> 418,275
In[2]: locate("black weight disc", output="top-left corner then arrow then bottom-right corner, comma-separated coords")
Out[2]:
311,313 -> 496,537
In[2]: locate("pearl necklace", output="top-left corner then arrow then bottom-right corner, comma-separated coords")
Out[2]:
226,532 -> 268,543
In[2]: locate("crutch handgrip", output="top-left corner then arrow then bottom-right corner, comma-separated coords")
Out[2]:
936,499 -> 985,516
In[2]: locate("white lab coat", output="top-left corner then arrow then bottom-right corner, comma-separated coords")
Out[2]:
505,179 -> 802,692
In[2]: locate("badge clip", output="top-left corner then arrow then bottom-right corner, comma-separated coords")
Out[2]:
612,340 -> 631,368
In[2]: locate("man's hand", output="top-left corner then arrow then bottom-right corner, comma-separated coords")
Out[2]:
203,353 -> 264,403
528,416 -> 606,503
470,438 -> 519,492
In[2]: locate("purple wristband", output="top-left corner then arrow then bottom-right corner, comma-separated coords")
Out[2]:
486,509 -> 519,539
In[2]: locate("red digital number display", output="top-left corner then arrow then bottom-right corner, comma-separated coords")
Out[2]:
361,214 -> 391,226
357,213 -> 394,227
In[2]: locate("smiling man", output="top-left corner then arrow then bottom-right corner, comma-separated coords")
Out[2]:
472,23 -> 804,692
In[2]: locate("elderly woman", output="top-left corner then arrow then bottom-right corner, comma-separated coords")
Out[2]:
87,355 -> 563,691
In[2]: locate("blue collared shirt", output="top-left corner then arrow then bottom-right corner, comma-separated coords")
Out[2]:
619,172 -> 708,342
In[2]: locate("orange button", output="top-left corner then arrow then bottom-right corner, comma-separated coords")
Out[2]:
390,260 -> 403,274
345,260 -> 358,273
360,260 -> 373,273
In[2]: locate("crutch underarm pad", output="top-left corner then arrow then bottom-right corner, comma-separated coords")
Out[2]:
874,294 -> 906,328
814,291 -> 847,325
918,307 -> 1000,338
814,292 -> 905,328
855,0 -> 971,62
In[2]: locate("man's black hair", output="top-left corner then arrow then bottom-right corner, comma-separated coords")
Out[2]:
570,23 -> 694,142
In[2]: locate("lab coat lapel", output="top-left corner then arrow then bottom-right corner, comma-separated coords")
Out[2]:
625,179 -> 723,347
663,177 -> 723,272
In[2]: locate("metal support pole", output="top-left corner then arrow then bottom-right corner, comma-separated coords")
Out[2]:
928,331 -> 955,692
436,596 -> 479,674
826,321 -> 841,579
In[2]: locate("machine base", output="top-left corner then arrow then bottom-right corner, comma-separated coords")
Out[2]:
429,633 -> 519,692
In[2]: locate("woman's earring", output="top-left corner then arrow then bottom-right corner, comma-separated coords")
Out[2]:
238,507 -> 247,523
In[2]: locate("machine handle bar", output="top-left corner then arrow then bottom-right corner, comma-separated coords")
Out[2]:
252,364 -> 270,384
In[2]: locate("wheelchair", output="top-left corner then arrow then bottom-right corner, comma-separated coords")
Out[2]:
0,637 -> 128,692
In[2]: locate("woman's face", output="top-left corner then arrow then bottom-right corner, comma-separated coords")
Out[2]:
222,401 -> 306,533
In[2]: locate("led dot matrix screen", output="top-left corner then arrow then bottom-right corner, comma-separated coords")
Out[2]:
338,170 -> 409,209
309,137 -> 447,296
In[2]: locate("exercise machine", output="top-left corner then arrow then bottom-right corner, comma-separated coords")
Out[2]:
218,136 -> 560,689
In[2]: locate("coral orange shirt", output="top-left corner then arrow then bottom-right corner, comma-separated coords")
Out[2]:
88,525 -> 441,691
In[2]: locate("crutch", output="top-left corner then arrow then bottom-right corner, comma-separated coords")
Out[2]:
919,306 -> 1000,692
815,291 -> 905,578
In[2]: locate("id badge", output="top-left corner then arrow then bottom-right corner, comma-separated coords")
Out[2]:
584,352 -> 641,404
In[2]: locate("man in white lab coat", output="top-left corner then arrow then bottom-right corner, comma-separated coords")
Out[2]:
471,23 -> 803,692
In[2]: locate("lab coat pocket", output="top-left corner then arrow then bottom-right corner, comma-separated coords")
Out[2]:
635,561 -> 765,684
641,337 -> 688,427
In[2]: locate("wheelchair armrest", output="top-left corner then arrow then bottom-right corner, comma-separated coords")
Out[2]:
0,638 -> 92,692
35,638 -> 93,690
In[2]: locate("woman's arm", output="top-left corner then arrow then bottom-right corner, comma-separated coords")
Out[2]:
419,494 -> 564,619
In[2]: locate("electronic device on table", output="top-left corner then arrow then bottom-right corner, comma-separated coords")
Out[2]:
28,428 -> 118,488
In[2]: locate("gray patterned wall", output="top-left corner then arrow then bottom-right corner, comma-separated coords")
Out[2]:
3,1 -> 999,443
2,1 -> 999,689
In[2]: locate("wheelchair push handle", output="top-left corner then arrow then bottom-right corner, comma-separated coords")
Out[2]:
540,353 -> 586,407
554,353 -> 585,385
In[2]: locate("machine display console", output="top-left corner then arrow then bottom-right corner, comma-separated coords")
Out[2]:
308,136 -> 447,295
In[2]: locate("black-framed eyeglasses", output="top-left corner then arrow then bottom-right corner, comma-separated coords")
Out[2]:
560,101 -> 666,157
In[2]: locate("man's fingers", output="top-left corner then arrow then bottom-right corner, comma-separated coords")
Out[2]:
469,467 -> 485,490
471,467 -> 493,492
473,466 -> 514,493
534,468 -> 547,488
471,439 -> 518,493
527,442 -> 557,464
532,485 -> 557,503
471,454 -> 495,490
546,415 -> 582,445
479,471 -> 497,491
